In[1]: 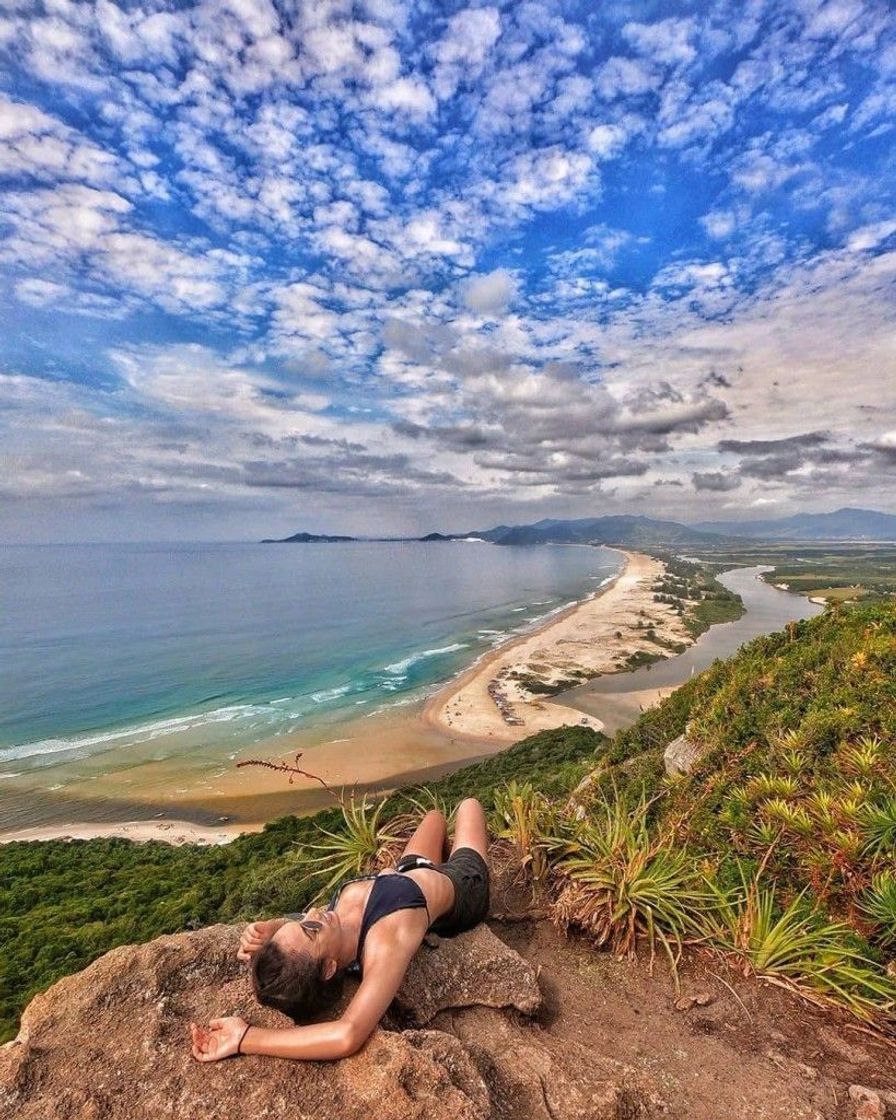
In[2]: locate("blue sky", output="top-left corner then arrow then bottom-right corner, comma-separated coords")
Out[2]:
1,0 -> 894,541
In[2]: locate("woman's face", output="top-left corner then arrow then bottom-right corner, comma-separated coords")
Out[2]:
273,906 -> 342,974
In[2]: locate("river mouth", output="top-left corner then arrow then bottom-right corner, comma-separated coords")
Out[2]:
560,566 -> 823,733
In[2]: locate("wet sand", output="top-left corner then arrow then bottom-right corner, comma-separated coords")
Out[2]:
0,705 -> 494,844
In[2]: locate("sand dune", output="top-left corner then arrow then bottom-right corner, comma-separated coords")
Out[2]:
423,550 -> 692,742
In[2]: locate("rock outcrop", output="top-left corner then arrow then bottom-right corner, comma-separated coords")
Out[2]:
663,731 -> 706,776
1,923 -> 662,1120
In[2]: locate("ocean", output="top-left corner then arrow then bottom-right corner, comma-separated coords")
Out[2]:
0,541 -> 621,787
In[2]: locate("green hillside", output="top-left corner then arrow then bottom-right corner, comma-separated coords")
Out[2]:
1,601 -> 894,1042
549,600 -> 896,1028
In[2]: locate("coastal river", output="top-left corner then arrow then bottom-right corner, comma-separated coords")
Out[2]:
0,557 -> 824,844
562,566 -> 824,735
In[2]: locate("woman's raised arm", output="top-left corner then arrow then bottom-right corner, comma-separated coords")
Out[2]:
191,937 -> 417,1062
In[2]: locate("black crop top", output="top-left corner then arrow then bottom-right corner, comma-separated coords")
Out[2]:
287,868 -> 430,976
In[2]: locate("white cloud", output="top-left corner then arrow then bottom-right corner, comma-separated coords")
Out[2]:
113,344 -> 329,425
374,76 -> 436,117
595,56 -> 660,100
461,269 -> 517,316
586,123 -> 628,159
431,7 -> 502,98
846,218 -> 896,252
622,18 -> 697,66
498,147 -> 594,211
700,210 -> 737,239
3,183 -> 246,316
14,277 -> 70,306
0,95 -> 127,187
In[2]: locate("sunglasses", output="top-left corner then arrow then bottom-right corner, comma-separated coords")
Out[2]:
291,913 -> 325,938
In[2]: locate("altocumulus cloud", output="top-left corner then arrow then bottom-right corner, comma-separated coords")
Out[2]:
0,0 -> 894,539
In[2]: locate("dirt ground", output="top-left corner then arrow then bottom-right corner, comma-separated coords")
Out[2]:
486,909 -> 893,1120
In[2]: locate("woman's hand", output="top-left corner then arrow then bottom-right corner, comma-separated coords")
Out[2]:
190,1016 -> 248,1062
237,921 -> 269,962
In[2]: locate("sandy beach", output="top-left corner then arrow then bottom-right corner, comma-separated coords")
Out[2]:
1,549 -> 690,847
423,550 -> 692,743
0,819 -> 239,846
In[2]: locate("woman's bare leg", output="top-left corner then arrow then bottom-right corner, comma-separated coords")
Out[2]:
401,809 -> 448,864
448,798 -> 489,861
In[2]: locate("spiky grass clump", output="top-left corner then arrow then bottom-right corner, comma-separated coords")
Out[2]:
744,774 -> 800,801
490,780 -> 572,888
549,791 -> 710,975
859,872 -> 896,947
860,794 -> 896,857
839,736 -> 885,779
299,793 -> 403,902
701,865 -> 896,1024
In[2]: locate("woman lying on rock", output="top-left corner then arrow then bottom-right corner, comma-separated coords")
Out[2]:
190,797 -> 490,1062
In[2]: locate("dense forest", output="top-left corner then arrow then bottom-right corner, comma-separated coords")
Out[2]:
2,600 -> 894,1040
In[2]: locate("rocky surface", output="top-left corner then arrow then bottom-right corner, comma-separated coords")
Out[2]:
0,922 -> 662,1120
393,925 -> 541,1026
663,731 -> 706,776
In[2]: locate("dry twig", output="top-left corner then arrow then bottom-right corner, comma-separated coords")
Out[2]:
236,752 -> 339,799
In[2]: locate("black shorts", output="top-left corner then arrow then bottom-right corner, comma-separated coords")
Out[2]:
396,847 -> 490,937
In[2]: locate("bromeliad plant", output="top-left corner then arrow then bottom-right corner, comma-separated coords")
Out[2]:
860,794 -> 896,857
299,793 -> 404,904
700,862 -> 896,1025
490,780 -> 572,889
549,789 -> 711,979
859,872 -> 896,947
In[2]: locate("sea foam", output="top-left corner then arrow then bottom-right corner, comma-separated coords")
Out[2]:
383,642 -> 468,675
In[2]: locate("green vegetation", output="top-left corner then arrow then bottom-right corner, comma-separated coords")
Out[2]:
685,543 -> 896,603
3,600 -> 895,1039
506,668 -> 593,695
762,547 -> 896,601
621,649 -> 665,670
547,601 -> 896,1029
550,788 -> 711,978
649,554 -> 745,638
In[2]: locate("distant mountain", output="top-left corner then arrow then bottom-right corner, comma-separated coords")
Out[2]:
468,515 -> 727,548
264,507 -> 896,548
264,516 -> 731,548
693,507 -> 896,541
262,531 -> 358,543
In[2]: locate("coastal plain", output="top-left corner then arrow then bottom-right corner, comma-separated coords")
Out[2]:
0,549 -> 697,845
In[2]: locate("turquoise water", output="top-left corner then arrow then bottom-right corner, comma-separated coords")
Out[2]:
0,541 -> 620,779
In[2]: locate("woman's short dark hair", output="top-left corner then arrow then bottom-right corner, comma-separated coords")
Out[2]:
250,939 -> 340,1022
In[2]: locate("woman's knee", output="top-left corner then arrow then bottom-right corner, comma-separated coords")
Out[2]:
452,798 -> 488,855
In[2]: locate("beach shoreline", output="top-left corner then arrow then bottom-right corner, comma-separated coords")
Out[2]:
0,819 -> 241,846
2,547 -> 690,846
422,549 -> 693,743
